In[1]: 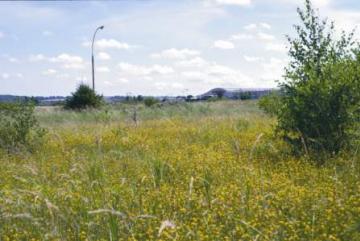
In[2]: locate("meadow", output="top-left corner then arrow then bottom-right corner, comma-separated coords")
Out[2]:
0,100 -> 359,240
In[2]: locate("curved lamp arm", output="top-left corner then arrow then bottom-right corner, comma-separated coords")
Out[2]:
91,25 -> 104,57
91,25 -> 104,91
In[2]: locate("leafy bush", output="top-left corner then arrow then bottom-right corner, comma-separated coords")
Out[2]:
239,92 -> 252,100
144,97 -> 159,107
276,0 -> 360,158
65,84 -> 103,110
258,91 -> 282,117
0,102 -> 45,152
136,95 -> 144,102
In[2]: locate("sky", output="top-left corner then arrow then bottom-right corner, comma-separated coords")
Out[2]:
0,0 -> 359,96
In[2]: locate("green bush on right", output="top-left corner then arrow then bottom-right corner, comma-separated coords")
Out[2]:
258,91 -> 282,117
272,0 -> 360,159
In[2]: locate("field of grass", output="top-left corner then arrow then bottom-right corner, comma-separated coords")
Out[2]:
0,100 -> 359,240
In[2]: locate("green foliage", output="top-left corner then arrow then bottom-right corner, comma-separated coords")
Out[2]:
136,95 -> 144,102
65,84 -> 103,110
239,92 -> 252,100
276,0 -> 360,158
186,95 -> 194,102
149,159 -> 173,188
143,97 -> 159,107
258,91 -> 282,117
24,96 -> 40,105
0,102 -> 45,152
201,168 -> 213,207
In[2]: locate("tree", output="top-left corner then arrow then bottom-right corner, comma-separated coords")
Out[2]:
186,95 -> 194,102
284,0 -> 354,83
64,84 -> 103,110
144,97 -> 159,107
136,95 -> 144,102
240,92 -> 252,100
276,0 -> 360,158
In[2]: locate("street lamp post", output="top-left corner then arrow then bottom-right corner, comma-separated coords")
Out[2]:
91,25 -> 104,92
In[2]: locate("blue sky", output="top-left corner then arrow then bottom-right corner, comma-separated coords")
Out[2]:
0,0 -> 359,96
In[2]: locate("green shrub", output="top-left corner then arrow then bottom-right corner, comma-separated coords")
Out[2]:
0,102 -> 45,152
136,95 -> 144,102
239,92 -> 252,100
279,59 -> 360,156
65,84 -> 103,110
144,97 -> 159,107
276,0 -> 360,158
258,91 -> 282,117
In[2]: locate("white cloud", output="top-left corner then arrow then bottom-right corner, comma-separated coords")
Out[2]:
313,0 -> 330,7
118,62 -> 174,76
75,76 -> 88,82
16,73 -> 23,78
172,82 -> 184,89
257,32 -> 276,41
0,32 -> 4,39
307,0 -> 331,8
154,82 -> 184,90
1,73 -> 9,79
265,42 -> 287,53
205,64 -> 253,85
327,10 -> 360,38
118,62 -> 146,75
244,24 -> 257,31
98,52 -> 111,60
260,23 -> 271,30
104,81 -> 113,86
118,78 -> 129,83
176,57 -> 207,67
208,63 -> 236,76
261,57 -> 287,83
230,33 -> 254,40
182,61 -> 254,87
50,53 -> 85,69
276,0 -> 330,8
244,22 -> 273,31
151,65 -> 175,74
151,48 -> 200,59
97,66 -> 110,73
56,73 -> 70,79
244,55 -> 262,62
154,82 -> 168,90
144,76 -> 154,81
182,71 -> 208,80
213,40 -> 235,49
42,31 -> 53,36
29,54 -> 46,62
30,53 -> 85,69
83,38 -> 135,50
211,0 -> 251,6
42,69 -> 57,76
8,57 -> 19,63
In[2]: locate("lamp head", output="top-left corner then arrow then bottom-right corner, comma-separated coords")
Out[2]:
99,25 -> 104,30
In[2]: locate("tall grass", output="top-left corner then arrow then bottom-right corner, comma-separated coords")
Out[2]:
0,100 -> 359,240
